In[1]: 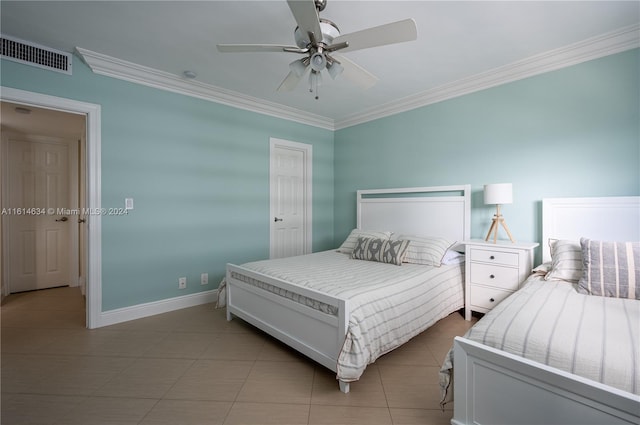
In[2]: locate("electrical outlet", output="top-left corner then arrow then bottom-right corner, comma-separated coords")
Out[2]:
178,277 -> 187,289
200,273 -> 208,285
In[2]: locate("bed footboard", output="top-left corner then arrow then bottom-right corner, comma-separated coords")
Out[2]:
226,263 -> 351,392
452,337 -> 640,425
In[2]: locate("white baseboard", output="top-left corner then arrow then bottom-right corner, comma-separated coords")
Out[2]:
95,289 -> 218,328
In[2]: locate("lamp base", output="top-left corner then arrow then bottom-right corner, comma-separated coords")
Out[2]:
485,214 -> 515,243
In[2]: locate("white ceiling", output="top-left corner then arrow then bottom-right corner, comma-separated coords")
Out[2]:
1,1 -> 638,128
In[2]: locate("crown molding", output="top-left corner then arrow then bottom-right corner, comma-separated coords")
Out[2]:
334,24 -> 640,130
76,24 -> 639,132
75,47 -> 334,130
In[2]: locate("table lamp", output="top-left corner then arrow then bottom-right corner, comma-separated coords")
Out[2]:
484,183 -> 515,243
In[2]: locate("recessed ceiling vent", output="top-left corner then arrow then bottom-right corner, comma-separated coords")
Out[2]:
1,34 -> 72,75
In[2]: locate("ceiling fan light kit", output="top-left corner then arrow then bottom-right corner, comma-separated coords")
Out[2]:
289,57 -> 310,77
310,51 -> 327,72
216,0 -> 417,100
327,59 -> 343,79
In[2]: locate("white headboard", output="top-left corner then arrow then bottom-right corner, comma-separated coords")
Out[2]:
357,185 -> 471,244
542,196 -> 640,263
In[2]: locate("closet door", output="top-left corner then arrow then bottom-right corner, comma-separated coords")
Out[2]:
6,138 -> 75,292
269,138 -> 312,259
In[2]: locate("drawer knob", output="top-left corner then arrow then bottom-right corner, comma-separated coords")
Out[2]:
489,274 -> 495,279
489,255 -> 495,260
490,298 -> 495,302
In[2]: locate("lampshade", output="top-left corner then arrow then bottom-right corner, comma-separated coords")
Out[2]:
327,60 -> 344,79
484,183 -> 513,205
310,52 -> 326,72
289,58 -> 308,78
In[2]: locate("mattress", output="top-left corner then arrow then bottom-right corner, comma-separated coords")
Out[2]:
228,250 -> 465,382
440,274 -> 640,403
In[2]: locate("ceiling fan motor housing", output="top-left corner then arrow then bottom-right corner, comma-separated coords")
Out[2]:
294,19 -> 340,49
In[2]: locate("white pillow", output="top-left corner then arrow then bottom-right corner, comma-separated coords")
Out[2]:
337,229 -> 392,255
393,234 -> 456,267
545,239 -> 583,282
442,249 -> 465,265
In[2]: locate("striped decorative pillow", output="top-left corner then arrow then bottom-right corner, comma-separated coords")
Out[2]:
578,238 -> 639,299
545,239 -> 583,283
351,237 -> 410,266
337,229 -> 392,255
394,235 -> 455,267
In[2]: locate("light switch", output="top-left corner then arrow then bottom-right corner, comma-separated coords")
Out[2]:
125,198 -> 134,210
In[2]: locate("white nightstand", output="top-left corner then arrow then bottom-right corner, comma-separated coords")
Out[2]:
464,240 -> 539,321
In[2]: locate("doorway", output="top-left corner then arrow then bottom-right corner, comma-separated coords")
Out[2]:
0,87 -> 102,328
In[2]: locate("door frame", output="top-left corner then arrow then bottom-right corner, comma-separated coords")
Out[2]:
269,137 -> 312,258
1,87 -> 102,329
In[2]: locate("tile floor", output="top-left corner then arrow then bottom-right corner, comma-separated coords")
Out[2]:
1,286 -> 475,425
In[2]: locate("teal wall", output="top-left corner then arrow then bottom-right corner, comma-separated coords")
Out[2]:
2,48 -> 638,310
334,49 -> 640,264
1,57 -> 334,311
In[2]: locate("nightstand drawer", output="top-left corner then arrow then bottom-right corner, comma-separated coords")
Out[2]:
469,248 -> 518,267
470,285 -> 513,310
469,263 -> 519,290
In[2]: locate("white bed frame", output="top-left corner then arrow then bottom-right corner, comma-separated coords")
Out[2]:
452,196 -> 640,425
226,185 -> 470,393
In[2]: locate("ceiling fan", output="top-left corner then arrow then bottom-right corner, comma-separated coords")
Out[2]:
217,0 -> 417,99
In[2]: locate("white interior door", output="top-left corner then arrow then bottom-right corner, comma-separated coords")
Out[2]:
5,137 -> 76,292
270,138 -> 312,259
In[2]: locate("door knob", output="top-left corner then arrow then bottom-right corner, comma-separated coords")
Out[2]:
274,217 -> 283,222
55,216 -> 68,222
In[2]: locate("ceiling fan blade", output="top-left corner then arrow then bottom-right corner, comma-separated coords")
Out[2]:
332,55 -> 378,90
332,18 -> 417,53
287,0 -> 322,44
217,44 -> 303,53
277,70 -> 303,92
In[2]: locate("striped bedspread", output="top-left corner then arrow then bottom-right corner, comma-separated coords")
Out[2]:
234,250 -> 465,382
440,275 -> 640,403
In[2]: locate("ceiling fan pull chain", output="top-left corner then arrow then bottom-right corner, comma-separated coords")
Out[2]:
309,70 -> 320,100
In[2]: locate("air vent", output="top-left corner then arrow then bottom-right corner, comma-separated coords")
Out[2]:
1,34 -> 72,75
